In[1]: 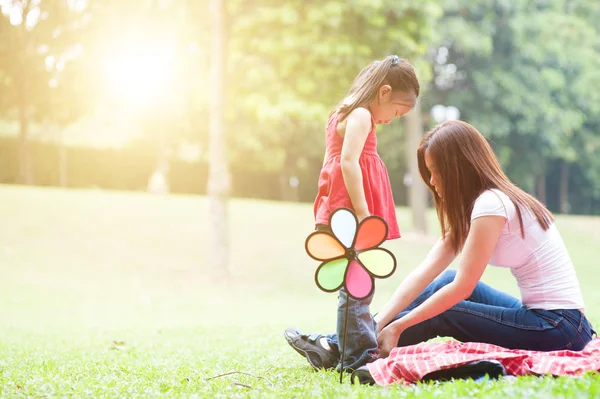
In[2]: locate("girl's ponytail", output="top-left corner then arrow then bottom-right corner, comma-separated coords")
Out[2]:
332,55 -> 418,122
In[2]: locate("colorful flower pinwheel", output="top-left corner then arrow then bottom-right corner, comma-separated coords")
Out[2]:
305,208 -> 397,300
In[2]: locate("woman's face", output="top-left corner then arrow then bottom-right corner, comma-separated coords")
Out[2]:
425,150 -> 441,197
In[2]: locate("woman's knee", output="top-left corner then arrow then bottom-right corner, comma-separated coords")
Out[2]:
436,269 -> 457,285
408,270 -> 456,308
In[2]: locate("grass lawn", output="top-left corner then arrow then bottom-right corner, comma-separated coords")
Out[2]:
0,185 -> 598,398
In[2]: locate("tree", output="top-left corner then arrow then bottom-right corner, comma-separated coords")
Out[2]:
207,0 -> 231,280
38,3 -> 99,187
0,0 -> 46,184
0,0 -> 90,185
425,0 -> 600,214
404,102 -> 428,233
227,0 -> 440,227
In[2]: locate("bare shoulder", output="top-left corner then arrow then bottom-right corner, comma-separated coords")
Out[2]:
347,107 -> 373,125
337,107 -> 372,137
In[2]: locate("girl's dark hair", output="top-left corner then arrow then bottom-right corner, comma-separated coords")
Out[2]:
332,55 -> 420,121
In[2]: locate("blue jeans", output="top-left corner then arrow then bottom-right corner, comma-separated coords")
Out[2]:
327,288 -> 379,371
315,223 -> 379,371
327,269 -> 596,370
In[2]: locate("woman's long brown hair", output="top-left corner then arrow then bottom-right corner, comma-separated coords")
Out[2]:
417,120 -> 553,254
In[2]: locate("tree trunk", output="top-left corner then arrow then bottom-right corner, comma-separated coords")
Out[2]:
536,173 -> 546,204
279,147 -> 299,202
15,2 -> 34,186
59,143 -> 68,188
17,78 -> 33,185
559,161 -> 569,214
207,0 -> 231,281
404,102 -> 427,234
148,124 -> 170,194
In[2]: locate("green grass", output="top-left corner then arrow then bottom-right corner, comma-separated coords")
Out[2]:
0,185 -> 598,398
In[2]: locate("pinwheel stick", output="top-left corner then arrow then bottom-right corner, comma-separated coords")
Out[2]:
339,292 -> 350,383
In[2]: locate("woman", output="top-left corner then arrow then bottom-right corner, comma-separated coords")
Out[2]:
286,120 -> 596,372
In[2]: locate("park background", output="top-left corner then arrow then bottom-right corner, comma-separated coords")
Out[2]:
1,1 -> 600,398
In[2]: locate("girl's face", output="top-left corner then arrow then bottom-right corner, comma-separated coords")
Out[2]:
425,150 -> 441,198
369,85 -> 417,125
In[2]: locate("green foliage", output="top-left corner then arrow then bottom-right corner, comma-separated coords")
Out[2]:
427,0 -> 600,198
0,1 -> 87,120
1,1 -> 600,213
226,0 -> 441,174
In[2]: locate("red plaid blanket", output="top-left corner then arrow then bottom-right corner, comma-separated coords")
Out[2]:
367,339 -> 600,386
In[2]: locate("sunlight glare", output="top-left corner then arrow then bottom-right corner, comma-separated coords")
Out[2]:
104,41 -> 176,108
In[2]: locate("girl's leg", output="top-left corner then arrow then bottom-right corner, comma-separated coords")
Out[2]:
314,222 -> 377,371
285,290 -> 378,372
288,223 -> 378,371
332,288 -> 378,371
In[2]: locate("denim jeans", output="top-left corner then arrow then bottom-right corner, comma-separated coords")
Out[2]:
315,224 -> 379,371
325,268 -> 596,370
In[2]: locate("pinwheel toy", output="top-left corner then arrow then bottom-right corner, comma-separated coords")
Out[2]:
305,208 -> 397,383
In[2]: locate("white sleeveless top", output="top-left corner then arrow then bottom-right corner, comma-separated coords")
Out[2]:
471,189 -> 585,310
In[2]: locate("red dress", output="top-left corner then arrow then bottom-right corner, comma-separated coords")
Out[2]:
313,110 -> 400,240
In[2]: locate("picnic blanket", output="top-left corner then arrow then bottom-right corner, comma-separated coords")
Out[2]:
367,338 -> 600,386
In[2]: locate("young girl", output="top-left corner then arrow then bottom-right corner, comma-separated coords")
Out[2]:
284,55 -> 420,371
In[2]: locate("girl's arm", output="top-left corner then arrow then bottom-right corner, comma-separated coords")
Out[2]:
374,236 -> 457,331
377,215 -> 506,356
340,108 -> 372,221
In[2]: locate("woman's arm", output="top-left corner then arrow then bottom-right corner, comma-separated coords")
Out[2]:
374,236 -> 457,331
340,108 -> 372,221
377,215 -> 506,356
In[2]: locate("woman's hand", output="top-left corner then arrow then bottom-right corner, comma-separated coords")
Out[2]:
378,215 -> 506,345
377,323 -> 403,358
